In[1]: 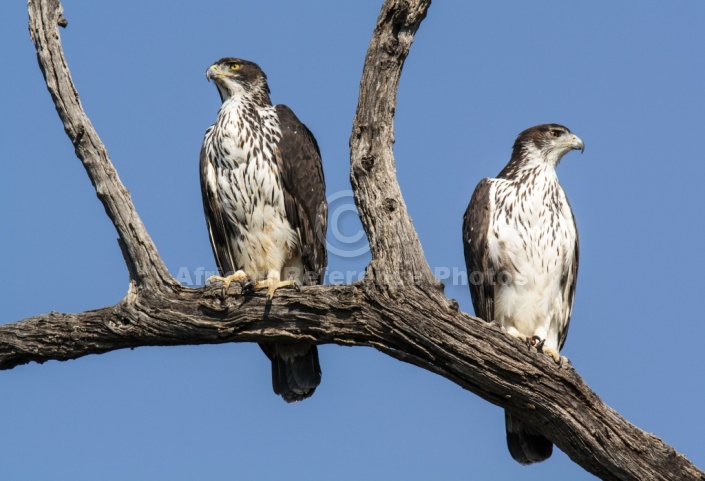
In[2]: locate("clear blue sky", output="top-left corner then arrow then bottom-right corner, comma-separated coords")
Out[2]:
2,1 -> 704,480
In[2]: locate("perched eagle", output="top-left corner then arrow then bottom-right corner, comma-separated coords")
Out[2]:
462,124 -> 583,464
200,58 -> 327,402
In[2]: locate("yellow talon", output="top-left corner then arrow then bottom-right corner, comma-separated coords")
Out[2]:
542,346 -> 562,364
253,278 -> 299,300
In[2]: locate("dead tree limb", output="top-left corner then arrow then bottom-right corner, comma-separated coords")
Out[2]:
2,0 -> 700,480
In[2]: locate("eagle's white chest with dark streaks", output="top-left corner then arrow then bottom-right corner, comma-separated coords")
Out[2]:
487,166 -> 577,351
203,97 -> 299,279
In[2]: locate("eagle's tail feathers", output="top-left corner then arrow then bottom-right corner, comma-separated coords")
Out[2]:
505,410 -> 553,464
261,343 -> 321,403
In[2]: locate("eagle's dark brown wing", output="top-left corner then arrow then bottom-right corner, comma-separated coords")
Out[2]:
274,104 -> 327,283
462,177 -> 495,323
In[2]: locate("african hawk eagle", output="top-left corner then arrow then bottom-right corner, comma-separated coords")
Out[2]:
200,58 -> 327,402
462,124 -> 583,464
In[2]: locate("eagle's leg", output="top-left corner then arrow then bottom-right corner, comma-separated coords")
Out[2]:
253,270 -> 300,300
207,270 -> 249,288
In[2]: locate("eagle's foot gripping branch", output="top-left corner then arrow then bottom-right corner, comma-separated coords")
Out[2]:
254,278 -> 300,300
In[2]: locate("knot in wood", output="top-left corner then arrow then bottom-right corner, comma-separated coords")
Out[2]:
106,314 -> 134,331
447,298 -> 459,311
384,36 -> 401,56
383,197 -> 398,214
361,155 -> 375,172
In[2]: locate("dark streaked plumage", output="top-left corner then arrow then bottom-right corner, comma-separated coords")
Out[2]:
462,124 -> 583,464
200,58 -> 327,402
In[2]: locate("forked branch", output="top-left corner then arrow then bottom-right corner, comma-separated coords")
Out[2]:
1,1 -> 700,480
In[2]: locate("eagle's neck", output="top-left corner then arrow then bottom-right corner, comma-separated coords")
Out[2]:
220,89 -> 275,121
498,142 -> 567,180
216,78 -> 272,106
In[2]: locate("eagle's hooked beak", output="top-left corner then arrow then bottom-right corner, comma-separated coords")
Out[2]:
206,64 -> 221,82
571,134 -> 585,154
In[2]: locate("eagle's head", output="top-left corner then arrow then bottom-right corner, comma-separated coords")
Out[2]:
512,124 -> 584,169
206,57 -> 271,103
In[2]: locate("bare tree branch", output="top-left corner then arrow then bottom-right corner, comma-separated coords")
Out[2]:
350,0 -> 437,289
4,0 -> 701,480
28,0 -> 175,293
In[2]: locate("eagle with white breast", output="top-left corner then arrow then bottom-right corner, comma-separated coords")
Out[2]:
200,58 -> 327,402
462,124 -> 583,464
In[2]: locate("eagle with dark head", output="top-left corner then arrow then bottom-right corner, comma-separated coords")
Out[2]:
200,58 -> 327,402
462,124 -> 583,464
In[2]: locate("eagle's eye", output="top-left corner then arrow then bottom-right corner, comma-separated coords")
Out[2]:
229,64 -> 241,71
549,129 -> 561,138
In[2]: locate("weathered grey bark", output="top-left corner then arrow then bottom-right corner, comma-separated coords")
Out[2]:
4,0 -> 701,480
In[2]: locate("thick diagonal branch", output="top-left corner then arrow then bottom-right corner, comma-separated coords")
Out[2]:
1,283 -> 701,481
